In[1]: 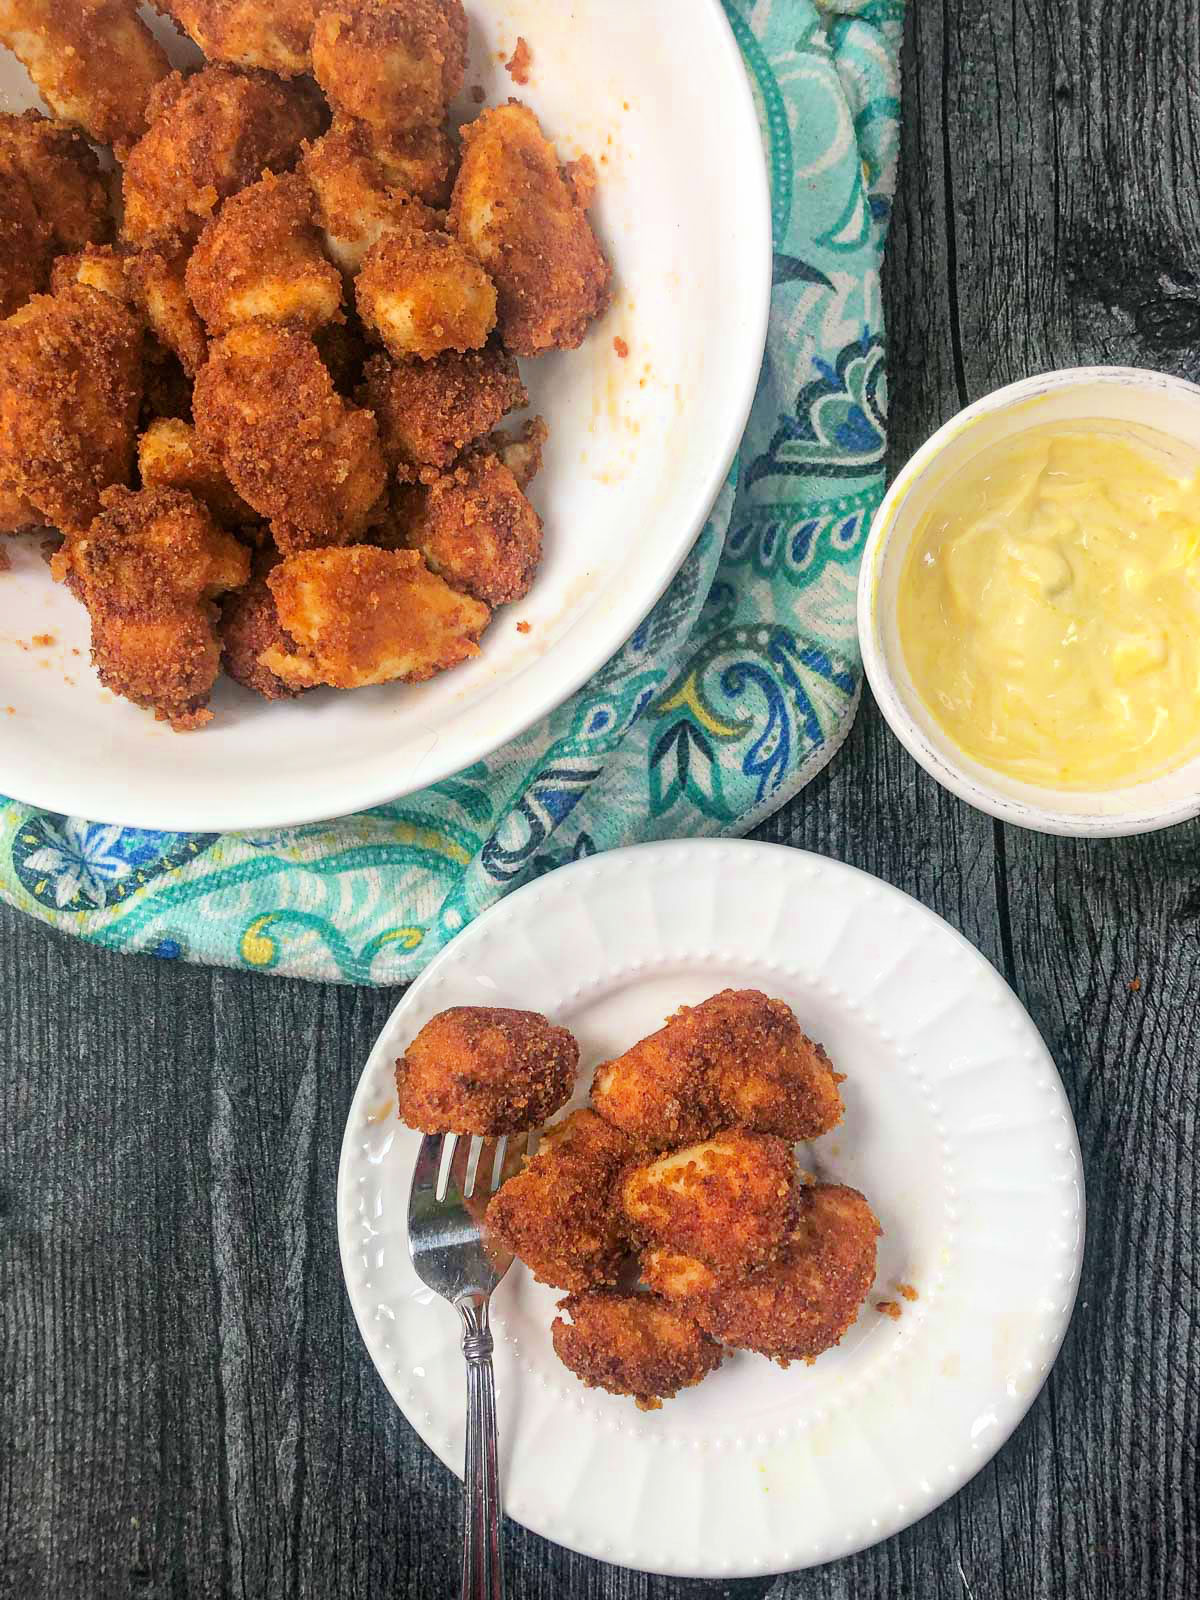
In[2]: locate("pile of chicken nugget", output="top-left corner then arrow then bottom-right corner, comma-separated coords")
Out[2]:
395,990 -> 881,1410
0,1 -> 609,728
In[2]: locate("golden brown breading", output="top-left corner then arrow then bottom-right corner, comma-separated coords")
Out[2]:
158,0 -> 318,77
488,415 -> 548,491
0,284 -> 142,535
450,101 -> 610,356
590,989 -> 845,1151
0,0 -> 171,154
370,118 -> 456,208
362,344 -> 526,478
621,1132 -> 800,1276
0,154 -> 51,318
121,67 -> 325,252
0,110 -> 110,253
260,543 -> 489,688
485,1109 -> 632,1291
356,229 -> 496,360
49,243 -> 133,304
0,483 -> 38,533
405,449 -> 541,606
125,248 -> 208,378
311,0 -> 467,135
186,171 -> 344,336
55,485 -> 250,728
137,417 -> 257,527
642,1183 -> 880,1366
551,1290 -> 723,1410
193,322 -> 386,545
395,1006 -> 578,1135
302,119 -> 438,276
220,551 -> 305,700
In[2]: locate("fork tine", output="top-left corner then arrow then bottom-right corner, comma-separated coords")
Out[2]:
436,1133 -> 458,1201
447,1130 -> 474,1201
463,1136 -> 484,1197
488,1136 -> 508,1194
411,1133 -> 444,1197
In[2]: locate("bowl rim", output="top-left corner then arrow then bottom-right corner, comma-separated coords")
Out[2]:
0,0 -> 773,834
858,365 -> 1200,838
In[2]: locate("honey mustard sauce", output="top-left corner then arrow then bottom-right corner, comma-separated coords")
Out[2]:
898,421 -> 1200,788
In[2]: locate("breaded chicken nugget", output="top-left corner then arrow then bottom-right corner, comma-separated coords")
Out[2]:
0,154 -> 51,318
0,110 -> 109,253
404,449 -> 541,606
370,118 -> 456,208
0,284 -> 141,534
158,0 -> 318,77
125,248 -> 208,377
485,1109 -> 631,1290
356,229 -> 496,360
621,1132 -> 800,1276
0,0 -> 170,154
591,989 -> 844,1151
50,243 -> 132,304
302,119 -> 437,276
137,417 -> 257,527
311,0 -> 467,136
260,544 -> 489,688
122,67 -> 324,252
56,485 -> 249,729
643,1182 -> 880,1366
551,1290 -> 723,1410
450,101 -> 610,356
362,344 -> 526,478
395,1006 -> 578,1135
220,551 -> 306,700
193,322 -> 386,546
186,171 -> 343,336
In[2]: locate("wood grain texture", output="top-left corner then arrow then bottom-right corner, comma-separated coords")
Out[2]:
2,0 -> 1198,1595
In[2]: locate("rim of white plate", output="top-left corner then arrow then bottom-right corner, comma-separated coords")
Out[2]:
337,839 -> 1086,1578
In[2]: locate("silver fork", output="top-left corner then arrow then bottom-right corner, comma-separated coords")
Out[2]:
408,1132 -> 521,1600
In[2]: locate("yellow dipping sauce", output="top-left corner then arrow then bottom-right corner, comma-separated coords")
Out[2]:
898,421 -> 1200,788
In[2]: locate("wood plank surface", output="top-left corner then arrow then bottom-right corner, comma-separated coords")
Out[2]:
2,0 -> 1197,1596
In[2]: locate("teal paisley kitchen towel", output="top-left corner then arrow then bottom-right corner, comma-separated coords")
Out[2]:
0,0 -> 903,983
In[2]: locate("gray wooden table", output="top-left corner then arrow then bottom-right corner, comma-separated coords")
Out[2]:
3,3 -> 1198,1596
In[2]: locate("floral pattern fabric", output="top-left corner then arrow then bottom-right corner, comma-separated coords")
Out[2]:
0,0 -> 904,984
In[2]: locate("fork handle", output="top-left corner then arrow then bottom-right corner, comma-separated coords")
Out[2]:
457,1292 -> 504,1600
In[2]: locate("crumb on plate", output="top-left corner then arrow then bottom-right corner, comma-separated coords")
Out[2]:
876,1299 -> 901,1320
506,37 -> 532,84
613,336 -> 629,358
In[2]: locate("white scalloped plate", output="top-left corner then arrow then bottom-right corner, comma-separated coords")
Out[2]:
337,840 -> 1084,1578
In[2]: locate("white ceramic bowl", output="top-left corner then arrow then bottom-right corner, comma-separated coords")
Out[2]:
859,367 -> 1200,837
0,1 -> 771,831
